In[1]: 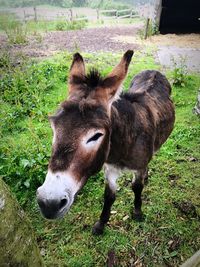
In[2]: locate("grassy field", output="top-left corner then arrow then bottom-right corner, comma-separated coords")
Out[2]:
0,12 -> 88,42
0,49 -> 200,266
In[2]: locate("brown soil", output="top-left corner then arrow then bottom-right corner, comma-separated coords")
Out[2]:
0,25 -> 142,58
173,201 -> 198,218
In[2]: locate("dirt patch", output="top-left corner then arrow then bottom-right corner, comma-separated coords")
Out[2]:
107,250 -> 117,267
0,25 -> 142,58
173,201 -> 198,218
168,236 -> 181,252
168,174 -> 180,181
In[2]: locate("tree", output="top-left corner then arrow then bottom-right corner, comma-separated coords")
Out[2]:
72,0 -> 87,7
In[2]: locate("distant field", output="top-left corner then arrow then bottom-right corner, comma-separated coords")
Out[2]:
0,6 -> 97,21
0,5 -> 138,22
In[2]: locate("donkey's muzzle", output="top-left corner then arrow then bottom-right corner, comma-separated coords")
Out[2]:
37,197 -> 68,219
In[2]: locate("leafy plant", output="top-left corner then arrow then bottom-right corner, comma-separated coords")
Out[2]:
0,13 -> 28,44
138,19 -> 159,40
171,56 -> 188,87
55,19 -> 87,31
88,0 -> 130,10
56,21 -> 67,31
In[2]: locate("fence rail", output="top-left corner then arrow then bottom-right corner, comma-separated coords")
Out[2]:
117,9 -> 132,13
99,9 -> 117,14
99,8 -> 139,20
21,7 -> 139,22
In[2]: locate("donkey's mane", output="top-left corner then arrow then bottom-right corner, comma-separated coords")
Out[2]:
121,92 -> 146,104
84,69 -> 104,89
71,69 -> 104,91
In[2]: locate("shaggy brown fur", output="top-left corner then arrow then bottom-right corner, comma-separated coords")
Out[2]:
37,51 -> 175,232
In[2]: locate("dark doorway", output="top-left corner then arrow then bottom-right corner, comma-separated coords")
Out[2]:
159,0 -> 200,33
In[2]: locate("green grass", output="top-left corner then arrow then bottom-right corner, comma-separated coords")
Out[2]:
86,17 -> 143,29
0,50 -> 200,266
0,14 -> 141,35
0,12 -> 87,44
26,19 -> 87,32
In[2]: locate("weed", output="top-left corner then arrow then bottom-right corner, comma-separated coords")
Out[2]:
56,20 -> 86,31
56,21 -> 67,31
171,56 -> 188,87
6,24 -> 28,45
32,31 -> 43,43
88,0 -> 130,10
0,13 -> 28,44
138,19 -> 159,40
66,20 -> 87,30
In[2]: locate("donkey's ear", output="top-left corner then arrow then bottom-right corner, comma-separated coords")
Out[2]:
102,50 -> 134,103
68,53 -> 86,99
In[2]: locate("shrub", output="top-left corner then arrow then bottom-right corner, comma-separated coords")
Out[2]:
88,0 -> 130,10
138,20 -> 159,40
171,56 -> 188,87
56,21 -> 67,31
67,19 -> 87,30
0,52 -> 72,204
55,19 -> 87,31
0,13 -> 28,44
0,51 -> 69,122
72,0 -> 87,7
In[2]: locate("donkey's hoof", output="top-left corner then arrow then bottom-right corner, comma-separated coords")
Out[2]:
132,212 -> 145,222
144,177 -> 149,185
92,221 -> 104,235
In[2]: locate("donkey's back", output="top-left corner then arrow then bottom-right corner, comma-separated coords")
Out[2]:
129,70 -> 171,95
129,70 -> 175,152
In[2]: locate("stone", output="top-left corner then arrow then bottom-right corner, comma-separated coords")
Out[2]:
193,89 -> 200,116
0,178 -> 44,267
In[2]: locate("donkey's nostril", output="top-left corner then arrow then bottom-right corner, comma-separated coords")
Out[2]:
59,198 -> 68,210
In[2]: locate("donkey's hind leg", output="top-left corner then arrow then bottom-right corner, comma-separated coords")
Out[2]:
92,164 -> 120,235
144,167 -> 149,185
131,168 -> 147,221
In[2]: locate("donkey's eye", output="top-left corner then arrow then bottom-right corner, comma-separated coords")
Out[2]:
86,133 -> 103,144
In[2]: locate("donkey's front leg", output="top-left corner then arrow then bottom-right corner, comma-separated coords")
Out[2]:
92,164 -> 120,235
132,168 -> 147,221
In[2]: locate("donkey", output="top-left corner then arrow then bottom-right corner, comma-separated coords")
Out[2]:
37,50 -> 175,235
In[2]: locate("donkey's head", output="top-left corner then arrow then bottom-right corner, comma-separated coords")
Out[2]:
37,50 -> 133,219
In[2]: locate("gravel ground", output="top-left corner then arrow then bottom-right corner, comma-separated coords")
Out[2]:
157,46 -> 200,73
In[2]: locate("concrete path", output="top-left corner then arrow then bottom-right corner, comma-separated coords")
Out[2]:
157,46 -> 200,73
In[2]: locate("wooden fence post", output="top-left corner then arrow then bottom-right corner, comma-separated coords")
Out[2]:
130,9 -> 133,18
144,18 -> 150,39
33,6 -> 37,22
69,8 -> 73,21
23,10 -> 26,23
97,9 -> 100,20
